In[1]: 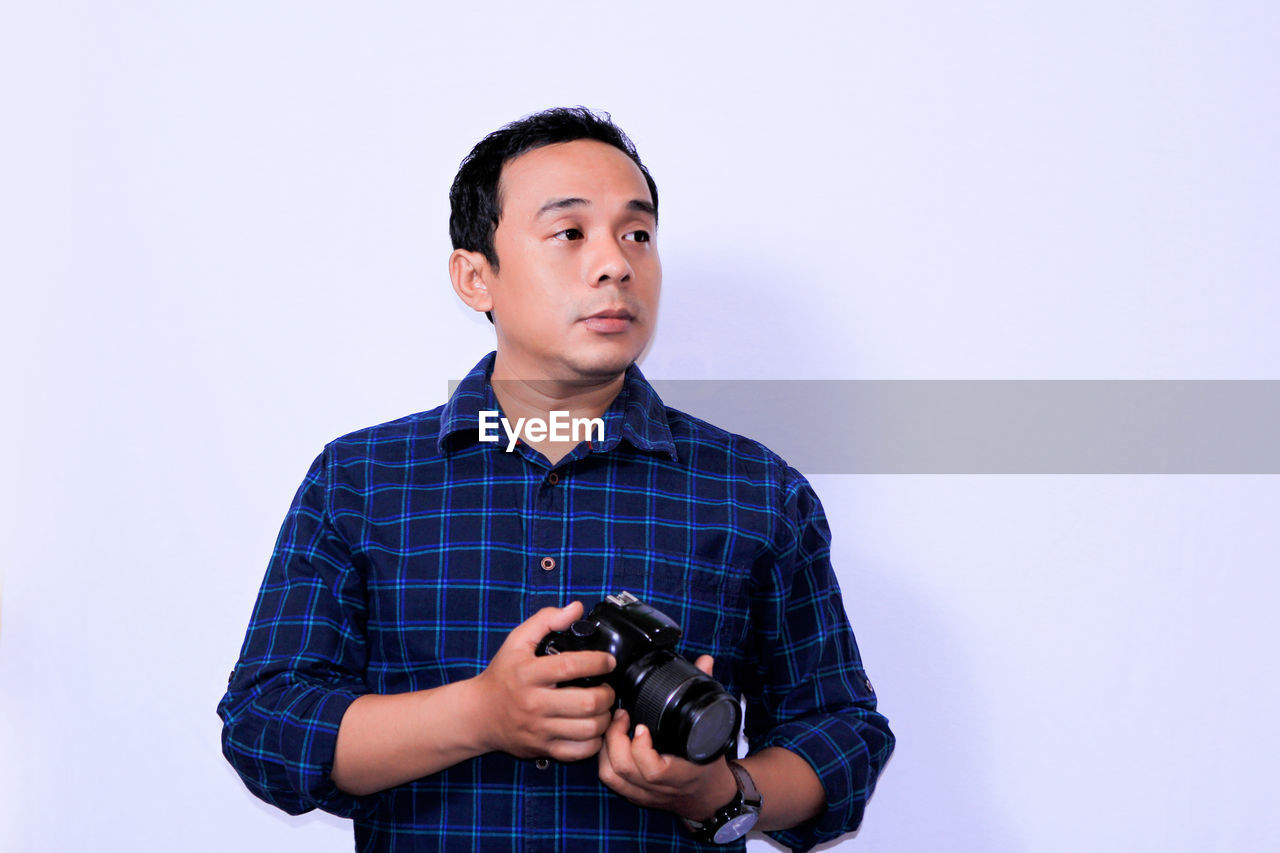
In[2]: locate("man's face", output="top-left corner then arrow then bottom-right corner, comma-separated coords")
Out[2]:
484,139 -> 661,383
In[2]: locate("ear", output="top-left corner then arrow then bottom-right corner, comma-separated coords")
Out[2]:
449,249 -> 495,315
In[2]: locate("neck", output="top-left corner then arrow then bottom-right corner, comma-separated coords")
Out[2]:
489,355 -> 626,465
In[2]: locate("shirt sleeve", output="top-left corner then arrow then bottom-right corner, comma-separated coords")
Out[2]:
216,447 -> 378,819
742,470 -> 896,853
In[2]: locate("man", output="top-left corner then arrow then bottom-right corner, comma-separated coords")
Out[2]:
219,107 -> 894,851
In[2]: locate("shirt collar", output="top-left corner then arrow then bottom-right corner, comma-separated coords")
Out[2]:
438,351 -> 677,462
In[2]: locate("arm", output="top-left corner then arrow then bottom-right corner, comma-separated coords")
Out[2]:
219,451 -> 616,811
217,450 -> 375,816
597,657 -> 825,831
331,602 -> 616,796
743,473 -> 896,850
329,680 -> 487,796
737,746 -> 826,831
596,473 -> 894,849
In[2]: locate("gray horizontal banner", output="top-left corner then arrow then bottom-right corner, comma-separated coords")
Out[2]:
449,380 -> 1280,474
649,380 -> 1280,474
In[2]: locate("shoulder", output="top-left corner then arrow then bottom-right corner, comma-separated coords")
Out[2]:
662,405 -> 810,500
660,406 -> 832,584
324,406 -> 446,460
301,408 -> 451,497
292,407 -> 450,520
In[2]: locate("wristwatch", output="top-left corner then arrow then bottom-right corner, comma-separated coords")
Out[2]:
682,760 -> 763,845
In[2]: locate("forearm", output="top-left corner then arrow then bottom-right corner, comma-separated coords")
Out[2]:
608,740 -> 825,832
331,676 -> 489,796
738,746 -> 825,832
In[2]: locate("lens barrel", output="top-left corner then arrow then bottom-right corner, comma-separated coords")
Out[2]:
537,593 -> 742,764
627,651 -> 741,764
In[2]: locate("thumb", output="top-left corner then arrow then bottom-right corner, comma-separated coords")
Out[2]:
694,654 -> 715,677
513,601 -> 585,650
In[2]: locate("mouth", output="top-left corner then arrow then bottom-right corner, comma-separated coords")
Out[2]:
582,307 -> 636,333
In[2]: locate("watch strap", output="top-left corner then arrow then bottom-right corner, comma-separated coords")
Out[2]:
682,760 -> 762,845
726,760 -> 761,807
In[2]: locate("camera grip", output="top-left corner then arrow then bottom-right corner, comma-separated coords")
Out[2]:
536,623 -> 609,688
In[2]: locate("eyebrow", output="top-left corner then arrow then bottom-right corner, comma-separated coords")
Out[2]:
535,197 -> 657,219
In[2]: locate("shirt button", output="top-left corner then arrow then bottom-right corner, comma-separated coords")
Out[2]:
540,557 -> 556,572
535,758 -> 550,770
547,472 -> 560,486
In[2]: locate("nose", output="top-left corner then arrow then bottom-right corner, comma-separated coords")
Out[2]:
588,236 -> 633,287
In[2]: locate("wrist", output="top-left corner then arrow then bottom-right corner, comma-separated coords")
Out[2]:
453,675 -> 497,756
681,759 -> 764,845
681,759 -> 739,822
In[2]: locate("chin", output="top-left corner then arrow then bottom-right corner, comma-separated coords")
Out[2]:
565,356 -> 633,381
562,342 -> 643,381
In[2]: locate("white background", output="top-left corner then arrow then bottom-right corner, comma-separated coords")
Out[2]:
3,2 -> 1278,851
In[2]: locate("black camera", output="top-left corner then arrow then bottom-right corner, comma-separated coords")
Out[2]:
535,591 -> 741,764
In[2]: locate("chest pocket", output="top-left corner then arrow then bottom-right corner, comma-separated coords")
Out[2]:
602,549 -> 753,691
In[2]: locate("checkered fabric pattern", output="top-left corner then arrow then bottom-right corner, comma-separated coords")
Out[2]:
218,352 -> 894,852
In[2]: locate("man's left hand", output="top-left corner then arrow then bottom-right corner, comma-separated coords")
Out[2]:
596,654 -> 739,821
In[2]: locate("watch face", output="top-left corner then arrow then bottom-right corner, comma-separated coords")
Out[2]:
712,812 -> 759,844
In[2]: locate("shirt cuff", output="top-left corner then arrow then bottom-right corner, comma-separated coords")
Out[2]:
753,711 -> 892,853
220,682 -> 379,820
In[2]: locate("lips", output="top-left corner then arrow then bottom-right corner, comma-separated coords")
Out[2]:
582,307 -> 635,333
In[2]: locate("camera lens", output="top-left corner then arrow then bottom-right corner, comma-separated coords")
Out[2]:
681,692 -> 741,763
627,651 -> 740,764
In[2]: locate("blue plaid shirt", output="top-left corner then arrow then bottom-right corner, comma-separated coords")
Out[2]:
218,352 -> 894,852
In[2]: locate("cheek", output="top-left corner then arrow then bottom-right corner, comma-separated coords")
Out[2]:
528,276 -> 579,326
640,266 -> 662,301
638,252 -> 661,280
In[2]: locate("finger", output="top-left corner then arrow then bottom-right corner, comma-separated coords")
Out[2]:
599,712 -> 649,797
533,650 -> 617,689
544,683 -> 615,718
510,601 -> 585,653
602,709 -> 638,775
599,764 -> 657,806
604,708 -> 631,749
630,724 -> 675,782
598,742 -> 646,802
693,654 -> 714,677
597,719 -> 622,780
549,735 -> 605,763
543,710 -> 613,743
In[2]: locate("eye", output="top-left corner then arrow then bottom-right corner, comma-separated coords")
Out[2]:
554,228 -> 584,241
623,230 -> 651,243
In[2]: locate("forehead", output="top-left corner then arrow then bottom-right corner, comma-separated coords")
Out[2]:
497,139 -> 652,220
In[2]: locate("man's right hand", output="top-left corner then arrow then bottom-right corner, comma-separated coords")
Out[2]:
471,602 -> 617,763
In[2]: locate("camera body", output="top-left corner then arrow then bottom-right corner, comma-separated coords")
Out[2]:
536,591 -> 741,764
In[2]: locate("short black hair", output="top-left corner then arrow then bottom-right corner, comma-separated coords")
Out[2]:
449,107 -> 659,321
